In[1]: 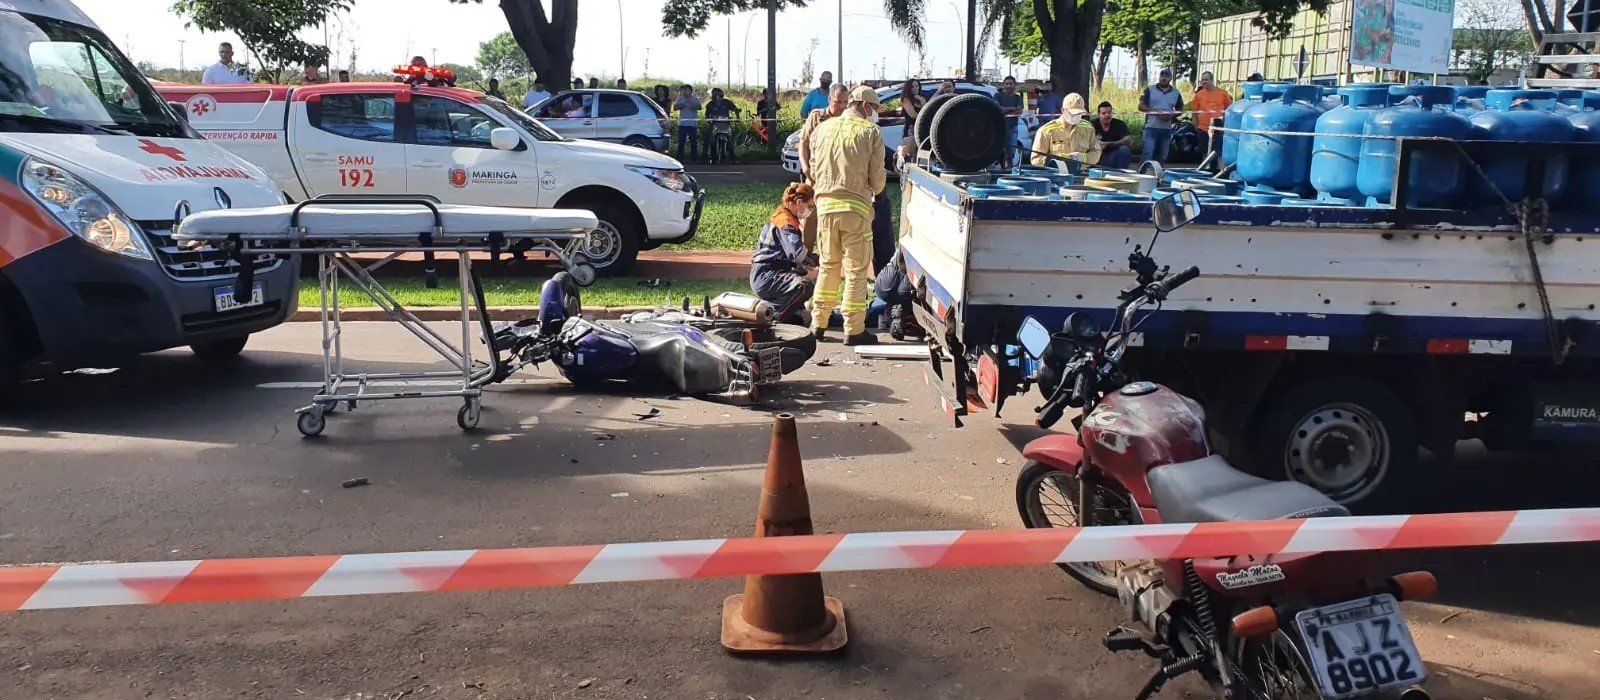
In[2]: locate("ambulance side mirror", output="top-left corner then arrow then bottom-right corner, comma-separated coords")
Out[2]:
168,102 -> 188,123
490,127 -> 521,151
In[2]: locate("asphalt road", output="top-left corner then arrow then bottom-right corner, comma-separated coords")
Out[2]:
1,322 -> 1596,700
684,163 -> 796,185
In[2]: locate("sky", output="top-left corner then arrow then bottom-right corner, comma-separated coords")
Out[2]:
73,0 -> 1069,87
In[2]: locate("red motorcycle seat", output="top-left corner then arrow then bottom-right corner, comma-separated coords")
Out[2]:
1146,455 -> 1348,524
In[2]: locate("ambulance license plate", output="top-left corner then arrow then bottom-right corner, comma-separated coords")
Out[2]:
214,282 -> 264,312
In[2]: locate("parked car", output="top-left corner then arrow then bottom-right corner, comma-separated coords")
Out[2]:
156,82 -> 703,274
527,89 -> 670,152
782,80 -> 997,176
3,0 -> 298,389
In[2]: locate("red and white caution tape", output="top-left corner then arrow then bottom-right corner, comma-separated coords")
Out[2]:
4,508 -> 1597,611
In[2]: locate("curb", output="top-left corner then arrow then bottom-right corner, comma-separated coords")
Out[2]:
288,306 -> 656,322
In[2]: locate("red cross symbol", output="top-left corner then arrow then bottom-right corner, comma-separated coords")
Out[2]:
190,100 -> 212,117
138,139 -> 186,162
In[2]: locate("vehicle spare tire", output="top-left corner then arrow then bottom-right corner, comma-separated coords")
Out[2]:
913,93 -> 959,151
930,93 -> 1008,173
710,324 -> 817,374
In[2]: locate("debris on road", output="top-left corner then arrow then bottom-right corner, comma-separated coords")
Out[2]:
462,681 -> 486,691
969,625 -> 992,634
341,477 -> 370,489
837,412 -> 849,421
995,457 -> 1008,465
594,433 -> 617,441
815,355 -> 836,367
1440,610 -> 1468,624
853,345 -> 935,360
577,678 -> 595,688
611,492 -> 630,498
632,407 -> 661,420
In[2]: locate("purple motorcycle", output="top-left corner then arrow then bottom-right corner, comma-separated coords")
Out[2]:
492,273 -> 816,401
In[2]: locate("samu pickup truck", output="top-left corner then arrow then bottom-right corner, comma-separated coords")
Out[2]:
155,81 -> 705,274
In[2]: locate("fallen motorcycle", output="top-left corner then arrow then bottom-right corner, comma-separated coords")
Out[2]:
1013,191 -> 1436,700
492,275 -> 815,401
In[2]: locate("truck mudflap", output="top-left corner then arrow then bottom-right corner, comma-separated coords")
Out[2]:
913,296 -> 1005,428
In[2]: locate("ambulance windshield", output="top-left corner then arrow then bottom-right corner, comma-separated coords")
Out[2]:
0,10 -> 187,137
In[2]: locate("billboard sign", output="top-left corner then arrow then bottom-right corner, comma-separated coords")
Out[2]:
1350,0 -> 1456,74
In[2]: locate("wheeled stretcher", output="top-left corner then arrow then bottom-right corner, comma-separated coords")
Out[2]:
174,195 -> 599,436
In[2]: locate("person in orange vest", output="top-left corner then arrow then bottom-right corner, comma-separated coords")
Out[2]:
1190,71 -> 1233,140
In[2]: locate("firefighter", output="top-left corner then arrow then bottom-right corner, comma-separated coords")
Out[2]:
807,85 -> 886,346
1030,92 -> 1101,168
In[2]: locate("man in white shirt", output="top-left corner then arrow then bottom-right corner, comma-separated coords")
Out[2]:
200,42 -> 250,85
523,79 -> 551,109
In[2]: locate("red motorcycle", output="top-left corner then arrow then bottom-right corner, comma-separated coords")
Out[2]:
1014,191 -> 1436,700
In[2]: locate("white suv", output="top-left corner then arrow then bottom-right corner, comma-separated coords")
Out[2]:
529,89 -> 670,152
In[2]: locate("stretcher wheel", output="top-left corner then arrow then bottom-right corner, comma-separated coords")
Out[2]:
457,400 -> 481,431
297,408 -> 327,437
570,262 -> 598,288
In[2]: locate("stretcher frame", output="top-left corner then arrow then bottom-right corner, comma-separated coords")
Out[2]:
173,194 -> 595,436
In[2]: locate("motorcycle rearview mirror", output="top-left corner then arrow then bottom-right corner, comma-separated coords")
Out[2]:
1018,317 -> 1051,359
1153,189 -> 1202,233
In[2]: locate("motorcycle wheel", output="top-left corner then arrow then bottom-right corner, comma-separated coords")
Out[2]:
1015,460 -> 1141,597
708,324 -> 817,374
1233,629 -> 1321,700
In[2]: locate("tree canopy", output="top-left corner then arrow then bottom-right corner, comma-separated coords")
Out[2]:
660,0 -> 930,51
170,0 -> 350,84
477,31 -> 533,79
449,0 -> 578,93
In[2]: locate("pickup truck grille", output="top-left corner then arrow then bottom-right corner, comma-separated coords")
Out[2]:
138,220 -> 282,281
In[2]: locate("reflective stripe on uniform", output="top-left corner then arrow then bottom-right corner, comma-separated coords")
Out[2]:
817,196 -> 871,218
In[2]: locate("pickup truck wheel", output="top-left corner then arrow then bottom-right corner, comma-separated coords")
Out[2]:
566,205 -> 641,276
1252,377 -> 1423,513
191,335 -> 250,360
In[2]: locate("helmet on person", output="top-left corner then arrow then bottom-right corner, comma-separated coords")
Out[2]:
711,87 -> 724,99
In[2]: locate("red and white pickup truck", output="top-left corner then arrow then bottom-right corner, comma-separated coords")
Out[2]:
155,82 -> 705,273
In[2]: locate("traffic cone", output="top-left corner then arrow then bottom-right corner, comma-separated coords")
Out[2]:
720,413 -> 848,654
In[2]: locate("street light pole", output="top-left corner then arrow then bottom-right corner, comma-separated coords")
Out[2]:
617,0 -> 625,79
837,0 -> 843,83
948,2 -> 963,77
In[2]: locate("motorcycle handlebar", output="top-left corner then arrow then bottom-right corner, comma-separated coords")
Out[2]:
1148,265 -> 1200,301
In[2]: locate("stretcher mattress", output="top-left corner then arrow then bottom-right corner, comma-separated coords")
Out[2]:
174,203 -> 598,242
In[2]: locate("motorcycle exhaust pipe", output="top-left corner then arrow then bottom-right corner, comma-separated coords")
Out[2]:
710,292 -> 775,326
1397,687 -> 1430,700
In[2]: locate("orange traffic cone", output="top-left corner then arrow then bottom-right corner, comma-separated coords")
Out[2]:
720,413 -> 848,654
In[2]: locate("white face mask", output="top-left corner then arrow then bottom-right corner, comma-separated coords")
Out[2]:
796,206 -> 814,220
866,109 -> 880,124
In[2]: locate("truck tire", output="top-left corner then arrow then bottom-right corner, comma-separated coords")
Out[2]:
564,197 -> 642,276
930,94 -> 1008,173
913,93 -> 958,151
191,335 -> 250,360
1251,377 -> 1423,513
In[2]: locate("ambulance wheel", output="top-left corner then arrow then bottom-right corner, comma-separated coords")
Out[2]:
563,194 -> 642,276
297,408 -> 326,438
930,94 -> 1008,173
191,335 -> 249,360
457,400 -> 481,431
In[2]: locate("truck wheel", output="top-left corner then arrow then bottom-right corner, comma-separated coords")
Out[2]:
1252,377 -> 1422,513
565,200 -> 641,277
930,94 -> 1008,173
913,93 -> 958,151
191,335 -> 250,360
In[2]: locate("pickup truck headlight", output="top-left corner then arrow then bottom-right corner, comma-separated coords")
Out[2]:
625,164 -> 689,193
785,131 -> 802,149
20,157 -> 152,261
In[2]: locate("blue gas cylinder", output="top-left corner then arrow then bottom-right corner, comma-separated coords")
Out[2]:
1358,86 -> 1470,208
1318,86 -> 1343,111
1311,84 -> 1393,201
1565,91 -> 1600,204
1467,89 -> 1574,203
1556,89 -> 1587,109
1221,82 -> 1264,167
1453,86 -> 1490,114
1237,85 -> 1323,193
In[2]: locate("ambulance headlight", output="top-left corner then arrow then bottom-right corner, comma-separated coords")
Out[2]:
20,157 -> 152,261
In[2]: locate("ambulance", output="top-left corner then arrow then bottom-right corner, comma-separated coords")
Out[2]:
155,71 -> 705,275
0,1 -> 296,388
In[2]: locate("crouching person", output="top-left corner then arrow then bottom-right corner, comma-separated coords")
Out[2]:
750,183 -> 820,325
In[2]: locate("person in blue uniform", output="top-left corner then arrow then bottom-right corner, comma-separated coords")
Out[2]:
750,183 -> 819,324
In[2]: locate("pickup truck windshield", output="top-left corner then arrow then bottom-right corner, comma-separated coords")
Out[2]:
0,11 -> 188,138
480,96 -> 567,142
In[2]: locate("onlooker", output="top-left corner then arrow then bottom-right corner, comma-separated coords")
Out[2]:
652,85 -> 673,110
588,77 -> 600,89
301,63 -> 327,84
1092,101 -> 1134,168
798,83 -> 850,248
201,42 -> 250,85
934,79 -> 956,96
673,84 -> 703,163
337,70 -> 350,83
799,71 -> 834,118
704,87 -> 741,163
486,78 -> 507,100
995,75 -> 1023,165
1190,71 -> 1231,137
1035,79 -> 1061,119
524,79 -> 551,109
755,89 -> 777,120
1246,72 -> 1265,82
616,78 -> 628,89
1030,92 -> 1100,168
572,77 -> 585,90
1138,67 -> 1184,165
750,183 -> 820,325
897,78 -> 926,122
